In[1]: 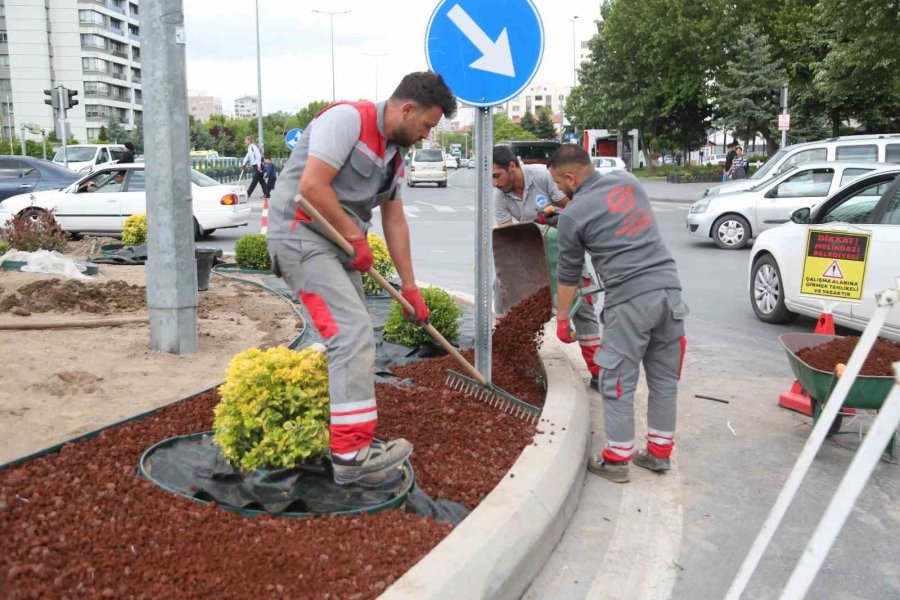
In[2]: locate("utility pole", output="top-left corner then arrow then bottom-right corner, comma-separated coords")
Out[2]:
19,124 -> 26,156
142,0 -> 198,354
780,82 -> 789,149
313,9 -> 350,102
254,0 -> 264,155
570,16 -> 579,143
363,52 -> 389,102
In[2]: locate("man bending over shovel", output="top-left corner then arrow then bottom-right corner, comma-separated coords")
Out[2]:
266,72 -> 457,487
548,144 -> 688,484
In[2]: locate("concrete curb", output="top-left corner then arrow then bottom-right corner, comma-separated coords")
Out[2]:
380,323 -> 590,600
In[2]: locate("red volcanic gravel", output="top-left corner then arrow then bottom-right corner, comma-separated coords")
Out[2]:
797,336 -> 900,377
0,290 -> 550,599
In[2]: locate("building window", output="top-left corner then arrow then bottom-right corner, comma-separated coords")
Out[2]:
86,104 -> 110,118
534,95 -> 543,101
79,10 -> 105,26
81,34 -> 106,49
82,57 -> 108,72
135,90 -> 142,104
87,128 -> 102,141
130,3 -> 138,16
0,31 -> 7,44
132,48 -> 140,62
0,55 -> 9,68
0,79 -> 11,91
128,25 -> 139,38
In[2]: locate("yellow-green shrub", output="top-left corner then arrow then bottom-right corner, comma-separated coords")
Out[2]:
213,345 -> 330,470
122,214 -> 147,246
362,232 -> 395,295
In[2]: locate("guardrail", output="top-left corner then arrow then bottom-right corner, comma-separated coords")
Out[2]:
190,157 -> 287,184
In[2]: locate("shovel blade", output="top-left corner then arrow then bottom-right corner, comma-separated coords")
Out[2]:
492,223 -> 552,316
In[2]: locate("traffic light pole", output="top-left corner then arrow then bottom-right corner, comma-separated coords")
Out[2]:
56,87 -> 68,168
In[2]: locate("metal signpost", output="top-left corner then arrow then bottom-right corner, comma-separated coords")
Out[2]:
285,127 -> 304,152
426,0 -> 544,378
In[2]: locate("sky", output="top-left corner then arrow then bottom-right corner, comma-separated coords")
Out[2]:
182,0 -> 603,118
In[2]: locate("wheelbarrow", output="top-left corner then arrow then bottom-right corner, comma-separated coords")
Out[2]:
492,222 -> 553,316
780,332 -> 896,452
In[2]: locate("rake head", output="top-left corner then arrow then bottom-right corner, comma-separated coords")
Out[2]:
445,370 -> 541,424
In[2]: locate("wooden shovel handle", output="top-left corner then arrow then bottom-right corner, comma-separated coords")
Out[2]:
293,194 -> 488,387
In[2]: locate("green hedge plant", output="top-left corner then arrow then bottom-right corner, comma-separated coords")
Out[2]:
121,214 -> 147,246
234,233 -> 271,270
383,286 -> 462,347
213,345 -> 330,470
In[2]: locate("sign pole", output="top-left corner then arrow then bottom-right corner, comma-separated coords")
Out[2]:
781,82 -> 789,149
474,106 -> 494,379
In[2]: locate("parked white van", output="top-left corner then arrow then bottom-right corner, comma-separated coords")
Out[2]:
52,144 -> 126,174
702,134 -> 900,198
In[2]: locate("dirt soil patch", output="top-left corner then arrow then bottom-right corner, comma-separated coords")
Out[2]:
0,266 -> 301,464
0,290 -> 548,599
797,336 -> 900,377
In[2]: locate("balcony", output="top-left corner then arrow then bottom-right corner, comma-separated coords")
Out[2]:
81,41 -> 106,51
128,32 -> 139,42
106,2 -> 126,15
107,25 -> 125,37
110,72 -> 126,80
111,49 -> 128,59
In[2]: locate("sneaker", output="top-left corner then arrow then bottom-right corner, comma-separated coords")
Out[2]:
332,438 -> 413,487
587,455 -> 630,483
633,449 -> 671,473
589,376 -> 599,392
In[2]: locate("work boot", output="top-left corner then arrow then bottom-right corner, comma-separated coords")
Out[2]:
589,376 -> 600,392
332,438 -> 413,487
587,455 -> 630,483
633,449 -> 671,473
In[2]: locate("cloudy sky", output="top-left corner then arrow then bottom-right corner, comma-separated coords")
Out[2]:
182,0 -> 602,117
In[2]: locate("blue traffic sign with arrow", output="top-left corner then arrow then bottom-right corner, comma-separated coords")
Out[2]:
425,0 -> 544,107
285,128 -> 304,151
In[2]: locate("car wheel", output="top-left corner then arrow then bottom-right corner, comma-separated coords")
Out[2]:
712,214 -> 751,249
750,254 -> 798,324
19,207 -> 48,225
193,218 -> 205,241
438,181 -> 447,188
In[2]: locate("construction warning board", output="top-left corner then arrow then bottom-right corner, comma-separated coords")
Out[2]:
800,229 -> 870,301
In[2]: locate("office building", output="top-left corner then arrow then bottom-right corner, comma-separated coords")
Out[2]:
234,95 -> 257,119
188,94 -> 223,122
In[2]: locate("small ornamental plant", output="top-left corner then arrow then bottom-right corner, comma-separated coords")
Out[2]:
121,214 -> 147,246
1,210 -> 69,252
362,232 -> 395,295
234,233 -> 271,271
383,286 -> 462,347
213,345 -> 331,471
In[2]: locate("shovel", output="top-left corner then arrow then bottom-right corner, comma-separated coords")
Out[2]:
292,194 -> 540,423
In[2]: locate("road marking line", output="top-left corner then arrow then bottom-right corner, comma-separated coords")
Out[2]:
415,200 -> 456,213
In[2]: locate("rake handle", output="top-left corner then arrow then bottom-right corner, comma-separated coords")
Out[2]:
293,194 -> 489,387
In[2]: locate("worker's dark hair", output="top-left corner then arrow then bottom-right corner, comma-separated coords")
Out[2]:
124,142 -> 135,151
391,71 -> 457,118
547,144 -> 592,170
726,142 -> 735,148
492,145 -> 518,169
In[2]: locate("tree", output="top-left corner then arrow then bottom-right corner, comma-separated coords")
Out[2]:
519,110 -> 537,136
534,108 -> 556,140
714,23 -> 786,154
131,116 -> 144,153
97,125 -> 109,142
106,118 -> 129,145
296,100 -> 331,129
190,120 -> 215,151
493,113 -> 536,141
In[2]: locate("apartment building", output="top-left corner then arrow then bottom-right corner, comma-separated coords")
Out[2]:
499,83 -> 571,123
234,95 -> 257,119
0,0 -> 142,144
188,94 -> 223,122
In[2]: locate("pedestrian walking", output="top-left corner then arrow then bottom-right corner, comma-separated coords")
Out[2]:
729,146 -> 749,180
241,135 -> 270,200
266,71 -> 457,487
264,156 -> 277,193
723,142 -> 736,181
491,145 -> 602,391
548,144 -> 688,484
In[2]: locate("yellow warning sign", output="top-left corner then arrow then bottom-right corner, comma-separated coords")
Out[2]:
800,230 -> 870,301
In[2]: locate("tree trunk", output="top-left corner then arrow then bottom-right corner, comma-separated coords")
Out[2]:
831,109 -> 841,137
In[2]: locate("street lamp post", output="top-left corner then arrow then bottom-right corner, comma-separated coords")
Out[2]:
313,9 -> 350,102
569,15 -> 579,144
254,0 -> 265,154
362,52 -> 389,102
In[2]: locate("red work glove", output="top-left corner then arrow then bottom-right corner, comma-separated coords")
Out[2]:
556,319 -> 575,344
347,236 -> 374,272
401,286 -> 430,323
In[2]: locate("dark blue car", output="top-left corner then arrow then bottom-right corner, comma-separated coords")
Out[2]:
0,156 -> 80,202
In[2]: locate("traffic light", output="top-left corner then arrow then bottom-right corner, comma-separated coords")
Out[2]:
65,88 -> 79,110
44,88 -> 59,109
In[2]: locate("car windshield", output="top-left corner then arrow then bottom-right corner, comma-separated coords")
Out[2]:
415,149 -> 443,162
190,170 -> 221,187
748,165 -> 799,191
750,149 -> 787,180
53,147 -> 97,162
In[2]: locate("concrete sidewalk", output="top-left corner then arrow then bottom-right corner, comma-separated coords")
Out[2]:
638,179 -> 709,204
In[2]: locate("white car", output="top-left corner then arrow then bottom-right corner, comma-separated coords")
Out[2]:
0,164 -> 250,239
748,166 -> 900,341
706,153 -> 728,166
444,155 -> 459,169
52,144 -> 127,174
591,156 -> 627,175
407,148 -> 447,187
686,161 -> 883,249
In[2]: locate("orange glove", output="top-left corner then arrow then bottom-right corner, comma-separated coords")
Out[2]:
556,318 -> 575,344
347,237 -> 374,272
401,286 -> 430,323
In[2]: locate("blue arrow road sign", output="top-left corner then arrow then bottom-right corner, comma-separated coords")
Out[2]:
426,0 -> 544,108
285,128 -> 304,151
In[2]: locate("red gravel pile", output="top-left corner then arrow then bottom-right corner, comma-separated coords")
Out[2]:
797,336 -> 900,377
0,289 -> 551,599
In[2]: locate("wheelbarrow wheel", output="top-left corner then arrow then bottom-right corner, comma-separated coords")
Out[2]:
812,398 -> 843,437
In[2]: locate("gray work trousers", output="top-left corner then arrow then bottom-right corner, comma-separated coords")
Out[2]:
595,289 -> 687,462
268,236 -> 378,455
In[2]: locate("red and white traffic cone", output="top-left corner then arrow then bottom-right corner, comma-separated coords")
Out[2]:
260,197 -> 269,235
777,311 -> 835,416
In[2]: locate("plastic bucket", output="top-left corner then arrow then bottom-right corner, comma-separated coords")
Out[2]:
195,247 -> 217,291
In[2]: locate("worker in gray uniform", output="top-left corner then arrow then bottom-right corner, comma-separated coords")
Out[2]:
548,144 -> 688,484
491,145 -> 602,389
266,72 -> 457,487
